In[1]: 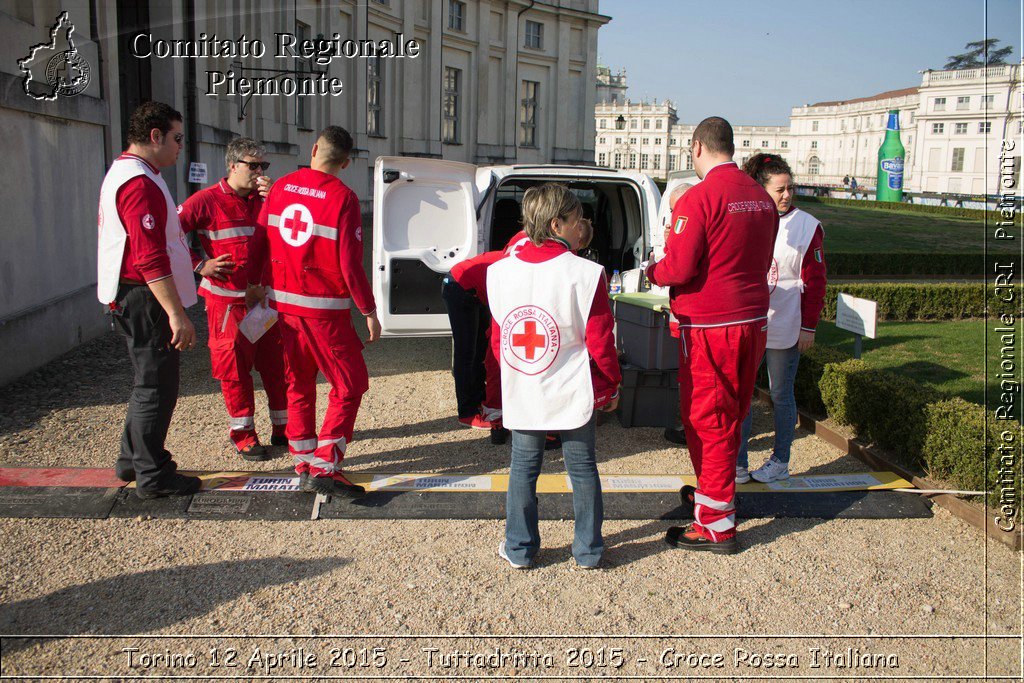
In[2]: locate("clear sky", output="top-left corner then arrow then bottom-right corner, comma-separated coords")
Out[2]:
597,0 -> 1021,125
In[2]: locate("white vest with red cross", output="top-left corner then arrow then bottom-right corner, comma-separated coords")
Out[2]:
97,156 -> 198,307
766,207 -> 820,349
486,251 -> 603,430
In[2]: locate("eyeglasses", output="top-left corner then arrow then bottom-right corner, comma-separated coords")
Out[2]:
172,133 -> 184,145
237,160 -> 271,171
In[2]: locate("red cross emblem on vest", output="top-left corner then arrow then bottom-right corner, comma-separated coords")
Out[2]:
501,306 -> 560,375
279,203 -> 314,246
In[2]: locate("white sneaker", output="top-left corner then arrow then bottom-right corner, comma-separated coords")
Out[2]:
735,466 -> 751,484
498,541 -> 531,569
751,458 -> 790,483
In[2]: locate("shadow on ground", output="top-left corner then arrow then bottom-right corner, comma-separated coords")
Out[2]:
0,556 -> 347,654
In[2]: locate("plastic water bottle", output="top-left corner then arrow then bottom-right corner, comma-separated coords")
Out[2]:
609,270 -> 622,295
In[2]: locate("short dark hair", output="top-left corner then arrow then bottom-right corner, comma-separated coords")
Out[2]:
691,116 -> 735,157
742,153 -> 793,187
317,126 -> 354,166
126,101 -> 183,146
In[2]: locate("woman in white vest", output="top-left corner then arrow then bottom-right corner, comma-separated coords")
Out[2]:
486,184 -> 621,569
737,154 -> 827,483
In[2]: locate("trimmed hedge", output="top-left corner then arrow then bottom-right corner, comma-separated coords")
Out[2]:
827,252 -> 1002,277
821,283 -> 984,321
798,195 -> 1000,223
757,345 -> 1015,501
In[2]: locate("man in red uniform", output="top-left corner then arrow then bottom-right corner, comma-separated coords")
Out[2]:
646,117 -> 779,553
178,138 -> 287,461
248,126 -> 379,497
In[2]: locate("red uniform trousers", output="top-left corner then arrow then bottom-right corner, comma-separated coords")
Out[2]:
278,311 -> 369,477
205,299 -> 288,447
678,321 -> 767,541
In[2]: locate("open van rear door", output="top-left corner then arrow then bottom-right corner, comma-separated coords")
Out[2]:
372,156 -> 488,336
652,173 -> 701,259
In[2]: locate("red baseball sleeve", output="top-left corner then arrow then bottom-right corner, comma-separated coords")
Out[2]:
646,192 -> 708,287
337,192 -> 376,315
800,225 -> 827,332
117,176 -> 171,282
585,273 -> 621,405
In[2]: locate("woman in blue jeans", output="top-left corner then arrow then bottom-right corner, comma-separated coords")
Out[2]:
737,154 -> 827,483
486,183 -> 621,569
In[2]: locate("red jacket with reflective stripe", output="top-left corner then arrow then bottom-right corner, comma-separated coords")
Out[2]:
449,230 -> 529,305
251,168 -> 375,318
178,179 -> 262,302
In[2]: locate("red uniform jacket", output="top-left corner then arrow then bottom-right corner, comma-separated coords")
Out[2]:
490,239 -> 621,406
250,168 -> 375,318
449,230 -> 529,305
178,178 -> 262,302
647,162 -> 779,327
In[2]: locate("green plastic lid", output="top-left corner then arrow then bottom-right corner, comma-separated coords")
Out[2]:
610,292 -> 671,312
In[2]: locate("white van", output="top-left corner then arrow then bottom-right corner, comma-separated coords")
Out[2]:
371,156 -> 692,337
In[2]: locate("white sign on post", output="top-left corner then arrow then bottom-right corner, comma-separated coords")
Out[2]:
188,162 -> 208,185
836,293 -> 877,339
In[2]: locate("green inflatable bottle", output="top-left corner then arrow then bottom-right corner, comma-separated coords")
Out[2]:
876,110 -> 905,202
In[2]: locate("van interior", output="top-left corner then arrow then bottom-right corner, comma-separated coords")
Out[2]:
489,177 -> 647,276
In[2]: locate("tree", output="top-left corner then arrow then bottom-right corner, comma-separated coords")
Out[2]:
944,39 -> 1014,70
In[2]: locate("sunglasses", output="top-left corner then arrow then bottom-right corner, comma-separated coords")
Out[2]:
237,160 -> 271,171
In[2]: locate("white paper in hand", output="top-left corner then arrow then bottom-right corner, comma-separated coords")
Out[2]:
238,305 -> 278,344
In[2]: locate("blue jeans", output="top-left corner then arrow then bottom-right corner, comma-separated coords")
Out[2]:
505,416 -> 603,566
738,344 -> 801,468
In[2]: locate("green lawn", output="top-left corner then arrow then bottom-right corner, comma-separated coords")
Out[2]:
815,319 -> 1008,408
798,200 -> 1012,254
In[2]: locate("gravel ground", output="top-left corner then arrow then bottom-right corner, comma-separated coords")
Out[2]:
0,308 -> 1020,679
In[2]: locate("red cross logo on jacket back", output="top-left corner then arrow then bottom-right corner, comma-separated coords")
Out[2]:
512,320 -> 546,360
279,203 -> 315,247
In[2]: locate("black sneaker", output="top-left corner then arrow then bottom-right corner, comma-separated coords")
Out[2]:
490,426 -> 509,445
298,471 -> 313,492
665,524 -> 738,555
270,434 -> 288,447
306,473 -> 365,499
239,442 -> 272,462
116,459 -> 177,483
135,472 -> 202,500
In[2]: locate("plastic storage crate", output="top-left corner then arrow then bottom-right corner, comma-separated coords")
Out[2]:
615,364 -> 680,428
613,294 -> 678,371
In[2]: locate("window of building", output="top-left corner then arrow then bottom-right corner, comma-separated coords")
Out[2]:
655,120 -> 663,129
808,156 -> 821,175
934,97 -> 946,111
641,137 -> 649,145
761,140 -> 768,147
811,140 -> 818,149
630,119 -> 638,129
956,95 -> 969,110
742,140 -> 750,147
599,119 -> 606,129
443,67 -> 461,143
668,154 -> 676,169
629,137 -> 636,144
519,80 -> 538,146
907,111 -> 914,124
979,121 -> 991,134
653,154 -> 661,168
598,137 -> 606,144
812,121 -> 819,132
982,95 -> 994,110
643,119 -> 650,129
598,153 -> 606,166
954,122 -> 967,134
670,138 -> 677,145
781,140 -> 788,148
448,0 -> 465,31
654,138 -> 662,145
295,22 -> 312,129
629,153 -> 637,169
524,20 -> 543,49
367,56 -> 383,137
932,122 -> 945,134
615,137 -> 622,144
613,153 -> 622,167
641,153 -> 649,168
685,138 -> 691,146
951,147 -> 965,172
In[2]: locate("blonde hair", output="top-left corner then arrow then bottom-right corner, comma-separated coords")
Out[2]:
522,183 -> 582,246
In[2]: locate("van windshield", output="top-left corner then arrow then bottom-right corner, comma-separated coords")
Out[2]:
490,179 -> 644,275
